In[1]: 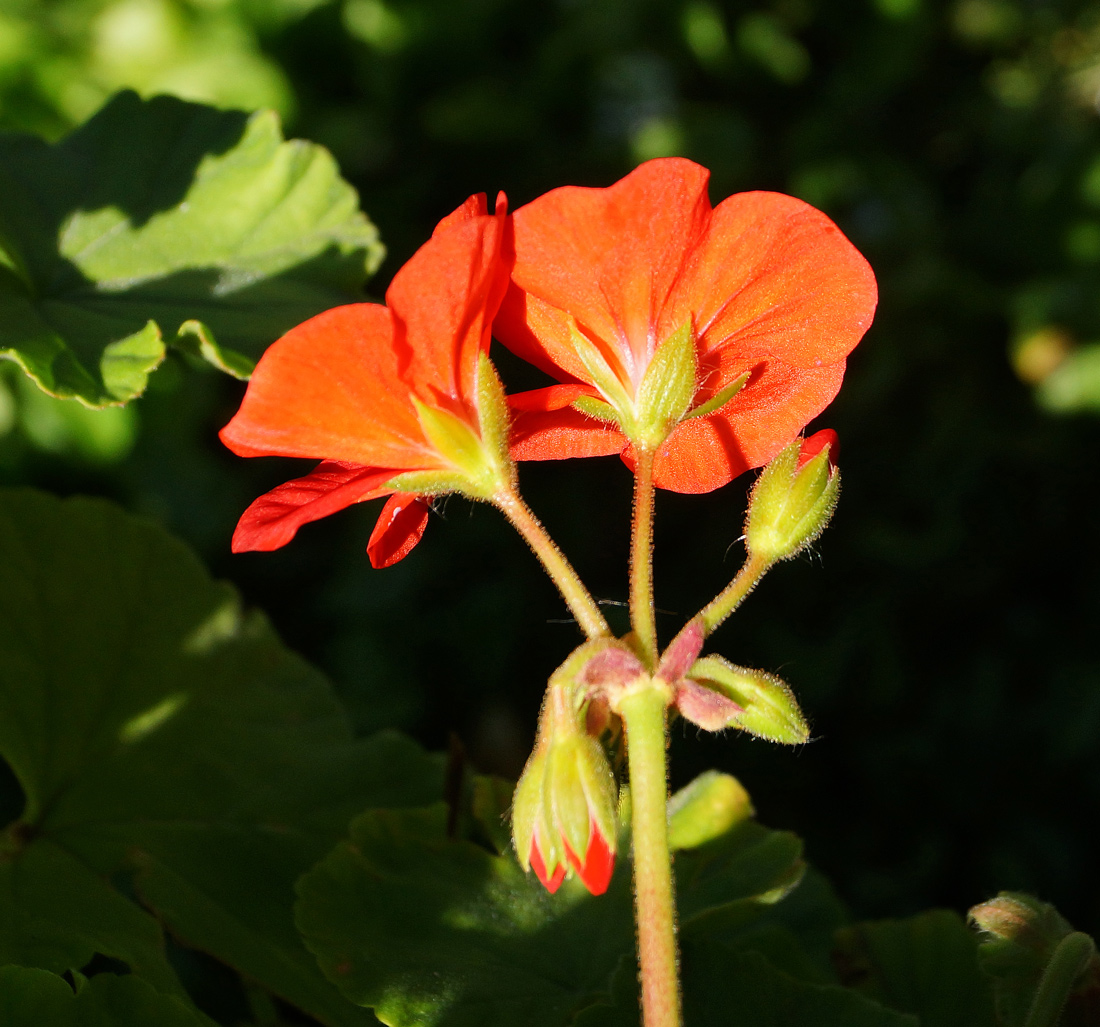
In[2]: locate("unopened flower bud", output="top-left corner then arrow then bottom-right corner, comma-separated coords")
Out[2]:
745,430 -> 839,564
512,709 -> 618,895
676,655 -> 809,744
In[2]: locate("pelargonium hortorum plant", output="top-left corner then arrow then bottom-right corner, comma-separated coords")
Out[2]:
221,157 -> 877,1027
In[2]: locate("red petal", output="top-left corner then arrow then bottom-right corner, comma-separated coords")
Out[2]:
798,428 -> 838,468
367,493 -> 431,568
529,839 -> 567,894
507,383 -> 597,413
432,193 -> 489,236
510,405 -> 626,463
496,158 -> 711,388
231,462 -> 395,553
219,304 -> 431,468
629,359 -> 846,493
387,194 -> 512,406
564,823 -> 615,896
672,190 -> 877,369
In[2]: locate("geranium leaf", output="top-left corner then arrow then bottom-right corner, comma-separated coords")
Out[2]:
0,90 -> 384,407
0,965 -> 216,1027
834,911 -> 997,1027
0,489 -> 441,1025
570,949 -> 918,1027
293,777 -> 815,1027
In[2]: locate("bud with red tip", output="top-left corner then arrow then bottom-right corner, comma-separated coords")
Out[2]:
745,429 -> 840,564
512,676 -> 618,896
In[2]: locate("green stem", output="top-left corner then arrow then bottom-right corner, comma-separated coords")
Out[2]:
630,447 -> 658,668
697,552 -> 772,637
494,487 -> 610,639
1023,932 -> 1096,1027
619,684 -> 681,1027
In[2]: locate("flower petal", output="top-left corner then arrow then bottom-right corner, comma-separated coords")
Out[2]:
509,404 -> 626,463
231,462 -> 395,553
564,821 -> 615,896
220,304 -> 432,468
367,493 -> 431,568
387,193 -> 512,407
798,428 -> 838,467
669,190 -> 877,369
529,839 -> 567,894
630,359 -> 847,493
497,158 -> 711,388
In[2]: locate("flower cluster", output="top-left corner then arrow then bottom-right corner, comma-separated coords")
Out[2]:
222,158 -> 875,561
222,157 -> 877,895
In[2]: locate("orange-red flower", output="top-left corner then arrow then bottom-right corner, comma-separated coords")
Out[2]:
494,158 -> 877,493
220,194 -> 513,566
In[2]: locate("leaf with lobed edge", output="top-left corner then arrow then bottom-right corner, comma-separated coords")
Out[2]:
0,90 -> 384,407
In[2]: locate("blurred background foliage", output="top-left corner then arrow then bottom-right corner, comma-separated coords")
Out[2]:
3,0 -> 1100,939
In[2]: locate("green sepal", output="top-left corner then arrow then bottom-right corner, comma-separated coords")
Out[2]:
745,440 -> 840,563
413,399 -> 487,477
546,737 -> 594,859
511,745 -> 550,872
574,735 -> 619,856
475,351 -> 514,475
411,397 -> 509,499
667,771 -> 754,851
572,395 -> 621,424
383,470 -> 469,495
687,656 -> 810,744
684,371 -> 750,420
568,322 -> 637,433
540,734 -> 618,862
634,318 -> 697,448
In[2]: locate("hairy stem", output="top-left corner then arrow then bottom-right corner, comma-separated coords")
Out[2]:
697,552 -> 772,637
619,684 -> 681,1027
494,488 -> 610,639
630,447 -> 659,668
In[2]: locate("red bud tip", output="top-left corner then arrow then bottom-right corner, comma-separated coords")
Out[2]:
564,820 -> 615,896
797,429 -> 838,469
529,839 -> 566,894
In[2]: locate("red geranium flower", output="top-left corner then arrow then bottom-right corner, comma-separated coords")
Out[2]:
220,194 -> 513,567
494,158 -> 877,493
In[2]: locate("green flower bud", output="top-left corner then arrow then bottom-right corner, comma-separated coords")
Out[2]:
512,685 -> 619,896
745,430 -> 839,563
678,655 -> 810,744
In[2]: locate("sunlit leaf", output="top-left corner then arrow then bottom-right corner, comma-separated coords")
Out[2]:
293,777 -> 813,1027
0,90 -> 384,407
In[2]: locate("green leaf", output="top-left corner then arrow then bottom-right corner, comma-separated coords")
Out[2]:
0,489 -> 442,1025
682,949 -> 918,1027
294,788 -> 811,1027
0,965 -> 215,1027
834,911 -> 997,1027
0,90 -> 384,407
571,948 -> 917,1027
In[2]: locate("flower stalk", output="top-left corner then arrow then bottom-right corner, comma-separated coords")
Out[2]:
630,446 -> 659,669
494,487 -> 610,639
618,682 -> 681,1027
698,552 -> 772,637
